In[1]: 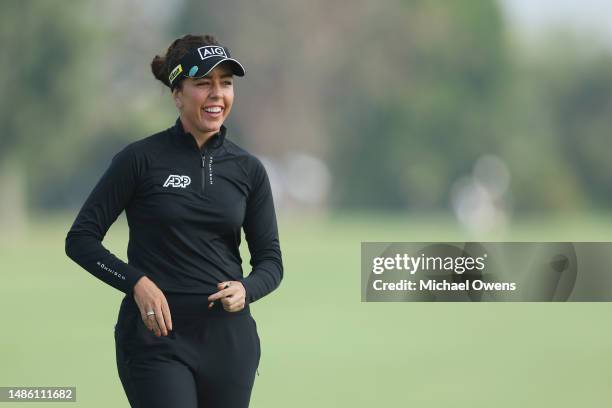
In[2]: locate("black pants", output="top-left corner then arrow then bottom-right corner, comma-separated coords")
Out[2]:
114,293 -> 260,408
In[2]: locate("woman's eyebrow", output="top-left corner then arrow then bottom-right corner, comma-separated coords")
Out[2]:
197,74 -> 233,79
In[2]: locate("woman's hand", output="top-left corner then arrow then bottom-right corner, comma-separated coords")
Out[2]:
207,281 -> 247,312
132,276 -> 173,337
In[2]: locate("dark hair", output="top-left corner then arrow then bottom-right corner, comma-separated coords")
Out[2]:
151,34 -> 220,90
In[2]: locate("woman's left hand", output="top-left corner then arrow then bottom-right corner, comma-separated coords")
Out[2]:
207,281 -> 246,312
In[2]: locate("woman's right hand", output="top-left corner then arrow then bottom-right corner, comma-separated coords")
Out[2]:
132,276 -> 173,337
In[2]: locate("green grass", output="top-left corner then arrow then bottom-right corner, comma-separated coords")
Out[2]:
1,212 -> 611,407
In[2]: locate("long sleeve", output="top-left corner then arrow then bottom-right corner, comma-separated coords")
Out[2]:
239,159 -> 283,304
65,144 -> 147,295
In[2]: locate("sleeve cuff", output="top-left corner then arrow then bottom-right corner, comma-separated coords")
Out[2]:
239,276 -> 256,304
123,266 -> 147,296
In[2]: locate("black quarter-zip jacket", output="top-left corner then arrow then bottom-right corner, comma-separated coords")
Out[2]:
65,117 -> 283,304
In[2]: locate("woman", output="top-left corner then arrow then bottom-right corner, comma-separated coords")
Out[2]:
65,34 -> 283,408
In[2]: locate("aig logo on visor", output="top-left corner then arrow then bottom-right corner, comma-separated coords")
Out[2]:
163,174 -> 191,188
198,46 -> 227,60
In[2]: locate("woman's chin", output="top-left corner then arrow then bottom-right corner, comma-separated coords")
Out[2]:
199,120 -> 223,133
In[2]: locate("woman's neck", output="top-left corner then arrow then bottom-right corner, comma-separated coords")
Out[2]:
180,116 -> 219,150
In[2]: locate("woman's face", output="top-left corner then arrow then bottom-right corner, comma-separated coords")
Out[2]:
173,63 -> 234,138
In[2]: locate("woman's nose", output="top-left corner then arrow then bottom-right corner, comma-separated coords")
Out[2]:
209,83 -> 221,98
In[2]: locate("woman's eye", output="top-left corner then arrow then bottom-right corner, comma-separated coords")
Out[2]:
224,81 -> 233,86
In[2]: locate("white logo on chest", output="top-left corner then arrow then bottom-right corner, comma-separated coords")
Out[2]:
163,174 -> 191,188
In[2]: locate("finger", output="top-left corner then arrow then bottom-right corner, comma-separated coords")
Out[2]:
154,304 -> 168,336
207,291 -> 221,302
221,292 -> 244,311
223,291 -> 241,307
142,308 -> 155,331
226,294 -> 246,311
224,285 -> 240,296
221,287 -> 240,302
227,284 -> 246,311
220,295 -> 232,309
226,300 -> 245,312
142,316 -> 152,331
217,282 -> 231,289
144,305 -> 161,336
208,289 -> 231,302
208,283 -> 233,302
161,298 -> 173,332
145,314 -> 158,333
208,283 -> 233,308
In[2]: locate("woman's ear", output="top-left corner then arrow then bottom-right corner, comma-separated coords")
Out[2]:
172,89 -> 183,110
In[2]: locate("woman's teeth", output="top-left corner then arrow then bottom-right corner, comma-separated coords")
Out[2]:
204,107 -> 222,113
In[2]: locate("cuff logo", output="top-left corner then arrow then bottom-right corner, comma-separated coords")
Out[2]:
96,261 -> 126,280
163,174 -> 191,188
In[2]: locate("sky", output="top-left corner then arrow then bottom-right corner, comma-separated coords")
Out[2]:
499,0 -> 612,49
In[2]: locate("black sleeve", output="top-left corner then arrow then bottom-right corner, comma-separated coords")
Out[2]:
239,158 -> 284,304
65,144 -> 146,295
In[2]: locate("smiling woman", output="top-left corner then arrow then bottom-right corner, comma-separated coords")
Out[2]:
174,66 -> 235,148
154,36 -> 244,150
65,34 -> 283,408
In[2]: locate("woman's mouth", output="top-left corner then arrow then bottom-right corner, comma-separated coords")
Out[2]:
202,106 -> 224,118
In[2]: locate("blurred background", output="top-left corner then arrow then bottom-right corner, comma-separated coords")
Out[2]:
1,0 -> 611,407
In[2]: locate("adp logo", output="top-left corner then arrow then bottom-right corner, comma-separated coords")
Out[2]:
163,174 -> 191,188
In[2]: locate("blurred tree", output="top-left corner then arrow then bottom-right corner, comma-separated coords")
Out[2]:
492,54 -> 587,213
173,0 -> 608,213
0,0 -> 179,215
4,0 -> 611,217
329,0 -> 509,210
548,56 -> 612,209
0,1 -> 98,226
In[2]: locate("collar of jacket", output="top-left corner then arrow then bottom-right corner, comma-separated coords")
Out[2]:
172,116 -> 226,152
